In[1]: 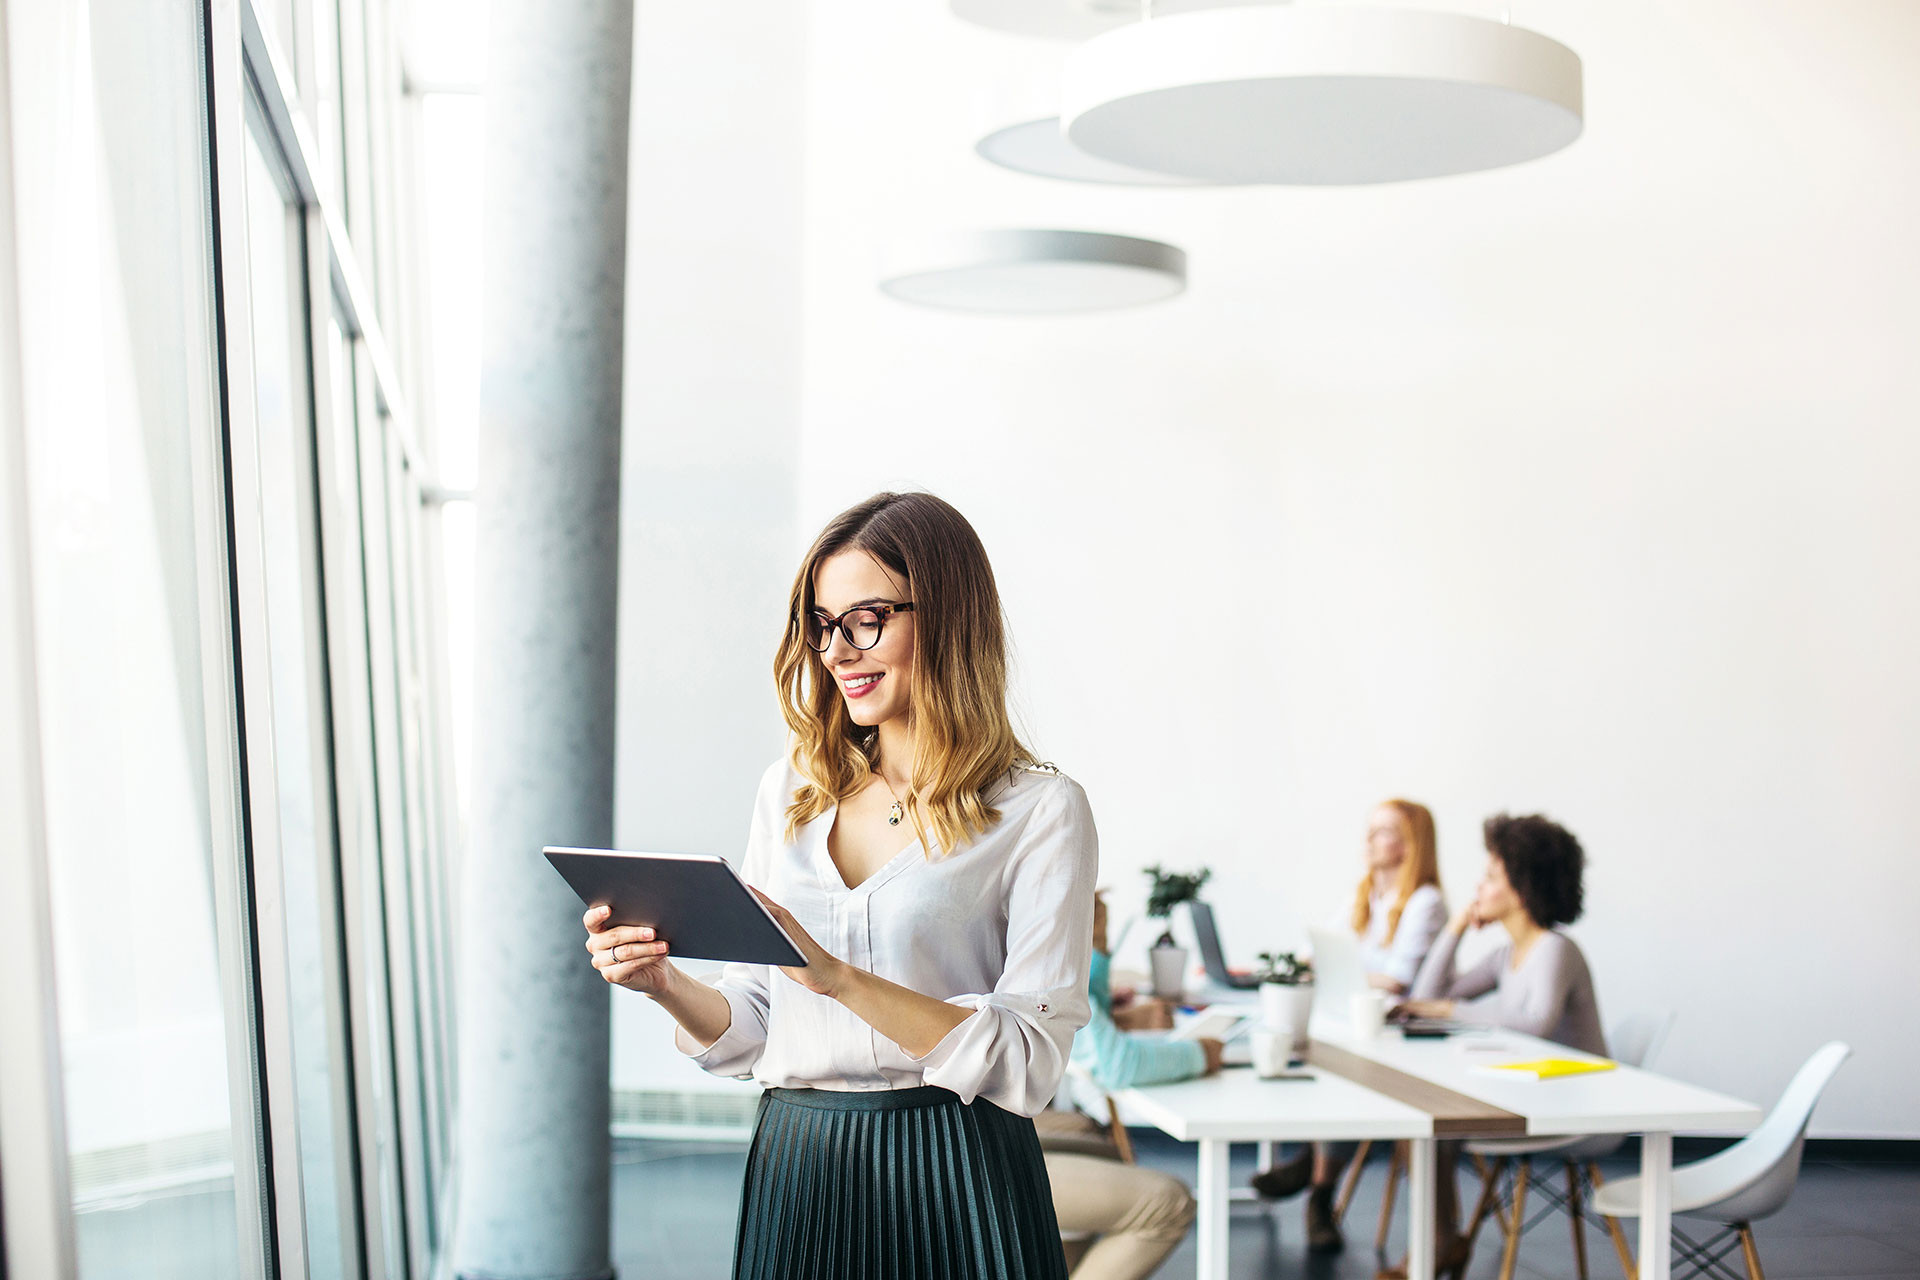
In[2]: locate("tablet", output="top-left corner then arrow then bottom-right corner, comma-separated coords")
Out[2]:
544,846 -> 807,967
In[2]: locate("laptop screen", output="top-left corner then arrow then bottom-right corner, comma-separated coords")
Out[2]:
1186,900 -> 1235,984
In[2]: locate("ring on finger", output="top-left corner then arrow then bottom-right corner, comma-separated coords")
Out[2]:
609,944 -> 623,964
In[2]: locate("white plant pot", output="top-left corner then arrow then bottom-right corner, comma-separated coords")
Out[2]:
1261,981 -> 1315,1052
1148,945 -> 1188,999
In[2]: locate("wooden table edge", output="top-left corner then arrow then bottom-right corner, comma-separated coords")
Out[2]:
1307,1039 -> 1530,1138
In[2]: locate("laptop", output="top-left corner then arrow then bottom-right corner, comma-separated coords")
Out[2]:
1306,927 -> 1365,1013
1308,925 -> 1462,1035
1188,900 -> 1261,989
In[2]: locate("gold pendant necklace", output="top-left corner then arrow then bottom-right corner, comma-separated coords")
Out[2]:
875,768 -> 906,827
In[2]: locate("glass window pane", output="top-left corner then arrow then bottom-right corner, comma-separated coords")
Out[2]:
8,1 -> 244,1276
325,318 -> 411,1280
260,0 -> 299,80
241,121 -> 361,1280
312,0 -> 347,211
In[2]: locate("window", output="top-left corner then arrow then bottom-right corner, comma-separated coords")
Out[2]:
8,2 -> 249,1275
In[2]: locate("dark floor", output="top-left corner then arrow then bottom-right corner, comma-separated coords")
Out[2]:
612,1132 -> 1920,1280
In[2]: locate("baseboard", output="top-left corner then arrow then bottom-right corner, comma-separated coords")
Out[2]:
1665,1135 -> 1920,1163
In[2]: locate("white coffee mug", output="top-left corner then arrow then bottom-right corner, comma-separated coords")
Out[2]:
1251,1029 -> 1291,1078
1349,991 -> 1387,1039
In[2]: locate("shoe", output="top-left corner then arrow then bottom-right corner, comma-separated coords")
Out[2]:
1249,1150 -> 1313,1200
1305,1186 -> 1344,1253
1375,1235 -> 1472,1280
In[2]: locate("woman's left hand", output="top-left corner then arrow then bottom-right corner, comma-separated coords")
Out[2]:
752,888 -> 852,999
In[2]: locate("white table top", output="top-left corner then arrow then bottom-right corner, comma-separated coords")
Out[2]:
1110,1064 -> 1435,1142
1312,1022 -> 1763,1137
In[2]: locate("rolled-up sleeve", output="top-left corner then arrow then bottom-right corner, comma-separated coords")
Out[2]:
671,765 -> 781,1076
672,969 -> 770,1076
909,781 -> 1099,1116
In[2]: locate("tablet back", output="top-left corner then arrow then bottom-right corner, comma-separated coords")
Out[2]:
544,847 -> 805,966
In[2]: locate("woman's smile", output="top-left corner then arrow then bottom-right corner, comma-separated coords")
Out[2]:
842,672 -> 884,698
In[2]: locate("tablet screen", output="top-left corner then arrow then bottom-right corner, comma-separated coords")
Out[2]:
545,847 -> 806,967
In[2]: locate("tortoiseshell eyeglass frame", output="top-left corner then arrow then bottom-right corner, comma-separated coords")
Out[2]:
800,601 -> 915,653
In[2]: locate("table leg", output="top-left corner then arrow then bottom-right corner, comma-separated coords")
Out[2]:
1196,1138 -> 1230,1280
1407,1137 -> 1436,1280
1638,1132 -> 1673,1280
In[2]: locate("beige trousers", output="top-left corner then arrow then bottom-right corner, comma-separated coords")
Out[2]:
1036,1112 -> 1196,1280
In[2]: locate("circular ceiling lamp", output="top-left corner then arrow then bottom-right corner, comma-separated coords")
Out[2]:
976,117 -> 1215,186
952,0 -> 1275,41
879,229 -> 1186,314
1062,6 -> 1584,185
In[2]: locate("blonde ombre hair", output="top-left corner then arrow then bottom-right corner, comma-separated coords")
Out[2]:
774,492 -> 1033,854
1350,798 -> 1441,942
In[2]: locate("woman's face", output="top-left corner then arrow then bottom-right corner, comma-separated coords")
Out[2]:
1475,852 -> 1523,921
1365,806 -> 1409,873
811,549 -> 916,732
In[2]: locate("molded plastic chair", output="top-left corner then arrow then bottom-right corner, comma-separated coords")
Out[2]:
1345,1010 -> 1678,1280
1459,1010 -> 1679,1280
1591,1041 -> 1852,1280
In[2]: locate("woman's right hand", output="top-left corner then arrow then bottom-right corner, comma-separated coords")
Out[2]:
584,905 -> 674,996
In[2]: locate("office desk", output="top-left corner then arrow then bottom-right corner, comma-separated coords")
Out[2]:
1312,1024 -> 1763,1280
1111,1065 -> 1445,1280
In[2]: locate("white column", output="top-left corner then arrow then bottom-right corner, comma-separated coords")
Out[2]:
451,2 -> 632,1277
1407,1137 -> 1436,1280
1639,1131 -> 1674,1280
1195,1138 -> 1231,1280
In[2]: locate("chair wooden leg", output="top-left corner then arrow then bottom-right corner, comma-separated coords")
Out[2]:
1566,1161 -> 1590,1280
1463,1156 -> 1508,1254
1498,1159 -> 1531,1280
1376,1141 -> 1405,1253
1336,1139 -> 1372,1224
1588,1162 -> 1637,1280
1737,1224 -> 1766,1280
1486,1158 -> 1513,1243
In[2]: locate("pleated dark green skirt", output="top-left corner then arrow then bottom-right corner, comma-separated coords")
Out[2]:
733,1085 -> 1069,1280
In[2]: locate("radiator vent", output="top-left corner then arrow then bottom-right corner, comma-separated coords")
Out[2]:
611,1088 -> 757,1141
70,1130 -> 234,1209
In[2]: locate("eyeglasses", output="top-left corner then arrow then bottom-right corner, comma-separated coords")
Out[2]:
802,601 -> 914,653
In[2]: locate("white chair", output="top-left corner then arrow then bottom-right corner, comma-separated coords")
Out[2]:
1459,1010 -> 1679,1280
1346,1010 -> 1678,1279
1591,1041 -> 1852,1280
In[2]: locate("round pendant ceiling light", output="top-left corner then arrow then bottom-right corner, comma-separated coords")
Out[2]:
951,0 -> 1274,41
1062,6 -> 1584,186
878,229 -> 1186,313
976,117 -> 1214,186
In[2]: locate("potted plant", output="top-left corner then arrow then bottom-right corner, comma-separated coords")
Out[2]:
1256,950 -> 1315,1052
1142,865 -> 1211,998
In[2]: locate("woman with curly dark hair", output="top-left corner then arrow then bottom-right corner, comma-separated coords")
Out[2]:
1401,812 -> 1605,1054
1379,813 -> 1607,1279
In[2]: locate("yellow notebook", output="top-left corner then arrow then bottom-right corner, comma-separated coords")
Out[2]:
1475,1057 -> 1616,1081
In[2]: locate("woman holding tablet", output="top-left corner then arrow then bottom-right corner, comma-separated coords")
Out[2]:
582,491 -> 1098,1280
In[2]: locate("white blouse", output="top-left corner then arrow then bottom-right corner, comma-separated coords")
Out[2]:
1357,883 -> 1446,990
671,757 -> 1100,1117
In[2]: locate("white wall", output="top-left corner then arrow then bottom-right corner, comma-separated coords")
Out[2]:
609,0 -> 807,1094
788,0 -> 1920,1135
